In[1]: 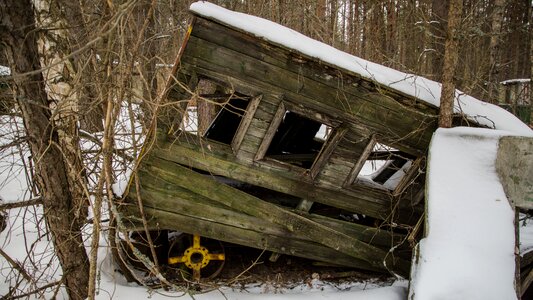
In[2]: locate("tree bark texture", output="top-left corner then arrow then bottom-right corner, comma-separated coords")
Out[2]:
439,0 -> 463,128
431,0 -> 449,81
55,0 -> 105,132
530,0 -> 533,128
0,1 -> 90,299
487,0 -> 505,103
34,0 -> 90,232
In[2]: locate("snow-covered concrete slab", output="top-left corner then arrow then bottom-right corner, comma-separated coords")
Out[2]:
496,136 -> 533,210
409,127 -> 519,300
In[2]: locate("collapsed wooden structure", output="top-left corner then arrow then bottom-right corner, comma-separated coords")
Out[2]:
118,6 -> 475,277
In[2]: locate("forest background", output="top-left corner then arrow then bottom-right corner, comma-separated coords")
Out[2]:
0,0 -> 532,299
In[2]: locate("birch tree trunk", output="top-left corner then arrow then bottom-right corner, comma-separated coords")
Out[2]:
55,0 -> 105,132
33,0 -> 89,228
439,0 -> 463,128
0,0 -> 90,299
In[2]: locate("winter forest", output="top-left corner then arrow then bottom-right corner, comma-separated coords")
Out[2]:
0,0 -> 532,299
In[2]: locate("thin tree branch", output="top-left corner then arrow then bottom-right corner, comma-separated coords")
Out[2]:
0,197 -> 42,210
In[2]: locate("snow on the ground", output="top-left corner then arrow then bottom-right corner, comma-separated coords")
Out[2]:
92,268 -> 408,300
189,2 -> 532,137
0,203 -> 408,299
0,65 -> 10,76
0,111 -> 406,299
0,116 -> 31,203
409,127 -> 519,300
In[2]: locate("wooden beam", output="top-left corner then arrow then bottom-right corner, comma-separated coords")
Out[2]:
141,155 -> 410,275
152,132 -> 396,220
344,135 -> 376,188
232,94 -> 262,154
121,206 -> 383,272
310,125 -> 348,179
255,101 -> 285,161
130,167 -> 404,250
393,157 -> 425,197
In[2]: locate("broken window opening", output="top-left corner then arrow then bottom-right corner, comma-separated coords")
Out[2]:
356,143 -> 415,190
203,94 -> 249,144
265,110 -> 332,169
179,78 -> 250,145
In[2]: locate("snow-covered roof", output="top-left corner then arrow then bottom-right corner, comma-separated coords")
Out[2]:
189,2 -> 532,137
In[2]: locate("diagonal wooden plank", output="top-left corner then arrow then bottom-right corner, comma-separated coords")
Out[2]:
142,155 -> 410,275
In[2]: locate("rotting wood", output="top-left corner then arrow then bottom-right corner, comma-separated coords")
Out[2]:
344,135 -> 376,188
270,198 -> 316,262
117,9 -> 451,280
177,57 -> 433,157
393,157 -> 424,197
310,125 -> 348,179
255,101 -> 285,161
232,94 -> 262,154
139,155 -> 410,275
123,166 -> 409,274
181,23 -> 439,152
178,44 -> 435,155
153,132 -> 399,220
190,17 -> 438,116
121,206 -> 383,272
129,169 -> 404,251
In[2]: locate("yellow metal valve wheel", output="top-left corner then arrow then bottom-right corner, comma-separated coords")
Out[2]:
168,234 -> 225,281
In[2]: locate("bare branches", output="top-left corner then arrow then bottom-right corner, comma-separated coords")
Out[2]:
0,198 -> 42,210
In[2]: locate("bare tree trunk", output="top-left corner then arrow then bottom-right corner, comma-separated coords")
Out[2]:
431,0 -> 449,81
530,0 -> 533,128
33,0 -> 89,235
0,0 -> 90,299
487,0 -> 506,103
439,0 -> 463,128
56,0 -> 105,132
528,3 -> 533,128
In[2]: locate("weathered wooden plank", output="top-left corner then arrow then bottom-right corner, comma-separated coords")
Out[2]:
253,104 -> 276,122
238,139 -> 261,156
246,121 -> 269,138
317,165 -> 353,185
282,101 -> 341,128
259,93 -> 282,107
188,20 -> 438,139
392,157 -> 425,197
179,38 -> 436,155
344,135 -> 377,188
121,206 -> 383,272
255,101 -> 286,161
309,126 -> 348,179
132,167 -> 404,251
135,155 -> 410,275
153,132 -> 396,217
328,155 -> 358,170
232,94 -> 262,154
190,17 -> 438,116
